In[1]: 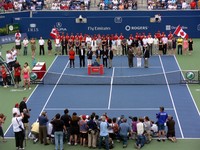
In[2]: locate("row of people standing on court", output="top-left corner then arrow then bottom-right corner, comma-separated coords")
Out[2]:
68,46 -> 114,68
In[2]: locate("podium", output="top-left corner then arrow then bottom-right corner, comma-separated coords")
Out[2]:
88,65 -> 104,75
32,62 -> 46,79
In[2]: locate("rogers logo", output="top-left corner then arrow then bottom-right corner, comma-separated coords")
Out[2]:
125,25 -> 148,31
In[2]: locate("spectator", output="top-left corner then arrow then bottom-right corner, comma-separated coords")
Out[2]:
143,45 -> 150,68
130,116 -> 138,139
79,115 -> 88,147
127,47 -> 134,68
13,61 -> 21,88
1,66 -> 8,88
38,36 -> 45,55
144,116 -> 152,143
15,37 -> 21,55
87,115 -> 98,148
119,118 -> 131,148
135,117 -> 146,149
188,38 -> 193,55
0,113 -> 7,142
98,116 -> 109,150
47,39 -> 52,55
61,109 -> 71,142
68,112 -> 79,145
87,47 -> 93,66
30,38 -> 36,57
61,37 -> 68,55
102,47 -> 108,68
177,37 -> 183,55
182,0 -> 188,9
38,111 -> 49,145
51,113 -> 66,150
107,47 -> 113,68
172,37 -> 177,55
78,46 -> 86,68
69,48 -> 75,68
54,35 -> 61,55
166,115 -> 177,142
183,37 -> 188,55
156,106 -> 168,142
22,37 -> 29,56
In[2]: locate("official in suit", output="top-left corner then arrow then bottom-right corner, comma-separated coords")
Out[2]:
79,46 -> 86,67
107,47 -> 114,68
61,38 -> 68,55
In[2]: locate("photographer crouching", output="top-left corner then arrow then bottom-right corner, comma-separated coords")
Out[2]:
0,113 -> 7,142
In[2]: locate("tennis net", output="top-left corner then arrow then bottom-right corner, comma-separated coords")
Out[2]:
41,70 -> 185,85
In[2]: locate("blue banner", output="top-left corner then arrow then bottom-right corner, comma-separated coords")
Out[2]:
0,33 -> 28,45
12,14 -> 200,38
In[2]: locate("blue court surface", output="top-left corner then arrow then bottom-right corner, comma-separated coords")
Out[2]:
5,55 -> 200,139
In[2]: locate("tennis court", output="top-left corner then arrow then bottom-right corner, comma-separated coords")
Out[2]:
5,55 -> 200,139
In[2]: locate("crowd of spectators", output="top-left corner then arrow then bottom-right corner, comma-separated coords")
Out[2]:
0,0 -> 91,12
1,0 -> 199,12
97,0 -> 137,10
147,0 -> 199,10
28,107 -> 176,150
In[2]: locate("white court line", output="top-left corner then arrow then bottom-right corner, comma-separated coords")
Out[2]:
174,55 -> 200,116
159,55 -> 184,138
4,56 -> 59,136
37,60 -> 70,117
45,107 -> 174,111
108,67 -> 115,109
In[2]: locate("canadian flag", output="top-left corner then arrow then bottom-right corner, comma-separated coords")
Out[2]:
50,27 -> 59,39
174,25 -> 189,39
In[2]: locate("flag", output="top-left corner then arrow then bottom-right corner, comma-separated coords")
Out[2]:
50,27 -> 59,39
174,25 -> 189,39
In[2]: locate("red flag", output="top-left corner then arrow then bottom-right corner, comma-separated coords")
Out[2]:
174,25 -> 189,39
50,27 -> 59,39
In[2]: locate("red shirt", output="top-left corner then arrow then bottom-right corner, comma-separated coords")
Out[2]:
190,1 -> 196,9
14,67 -> 21,76
69,50 -> 75,59
1,68 -> 7,78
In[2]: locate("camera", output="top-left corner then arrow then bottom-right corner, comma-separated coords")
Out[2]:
129,116 -> 133,120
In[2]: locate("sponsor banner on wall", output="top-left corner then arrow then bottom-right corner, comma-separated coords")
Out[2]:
0,33 -> 27,45
13,16 -> 200,39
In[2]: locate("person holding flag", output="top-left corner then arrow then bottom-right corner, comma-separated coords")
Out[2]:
50,27 -> 59,39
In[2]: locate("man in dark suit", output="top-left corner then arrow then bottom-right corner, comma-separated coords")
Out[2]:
95,47 -> 102,64
127,47 -> 134,68
102,48 -> 108,68
107,47 -> 114,68
19,97 -> 28,113
79,46 -> 86,67
61,38 -> 68,55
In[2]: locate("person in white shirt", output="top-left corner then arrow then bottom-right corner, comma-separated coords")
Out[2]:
11,48 -> 18,62
12,103 -> 21,116
22,37 -> 29,56
38,37 -> 45,55
116,37 -> 122,56
15,30 -> 21,39
85,35 -> 92,50
162,35 -> 168,55
147,35 -> 153,55
153,35 -> 159,55
6,50 -> 15,70
54,36 -> 61,55
12,112 -> 24,150
15,37 -> 21,55
135,117 -> 146,149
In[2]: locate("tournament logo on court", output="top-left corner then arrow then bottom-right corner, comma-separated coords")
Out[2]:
186,71 -> 195,80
